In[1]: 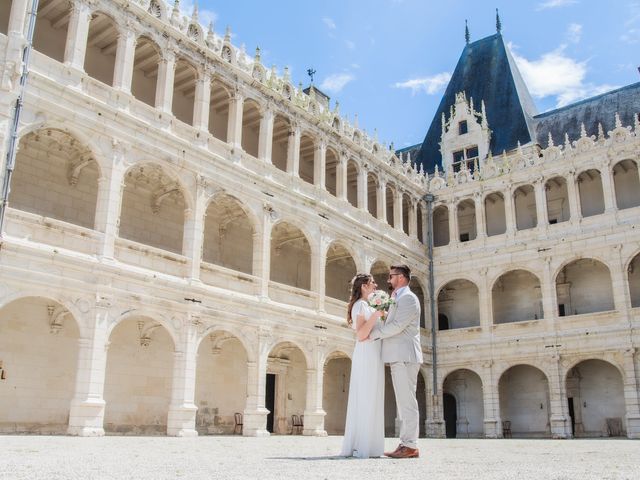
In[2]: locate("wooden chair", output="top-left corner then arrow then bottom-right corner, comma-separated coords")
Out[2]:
291,414 -> 303,434
234,412 -> 243,435
502,420 -> 512,438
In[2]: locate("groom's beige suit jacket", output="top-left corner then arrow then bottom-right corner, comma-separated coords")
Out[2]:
370,287 -> 423,364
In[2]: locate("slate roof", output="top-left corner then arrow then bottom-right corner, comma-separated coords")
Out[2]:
415,33 -> 538,173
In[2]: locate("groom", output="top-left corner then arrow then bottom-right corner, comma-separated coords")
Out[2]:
369,264 -> 423,459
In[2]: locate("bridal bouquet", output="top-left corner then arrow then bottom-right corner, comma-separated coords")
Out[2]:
367,290 -> 394,316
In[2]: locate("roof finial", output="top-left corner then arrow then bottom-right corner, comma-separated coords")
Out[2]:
465,19 -> 470,45
496,8 -> 502,34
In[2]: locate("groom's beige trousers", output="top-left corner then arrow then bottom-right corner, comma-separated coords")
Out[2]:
390,361 -> 421,449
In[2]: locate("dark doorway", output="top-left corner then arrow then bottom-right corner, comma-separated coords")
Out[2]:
438,314 -> 450,331
568,397 -> 575,437
266,373 -> 276,433
443,393 -> 457,438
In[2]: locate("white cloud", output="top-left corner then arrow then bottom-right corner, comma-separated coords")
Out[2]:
393,72 -> 452,95
509,43 -> 618,107
320,73 -> 355,93
536,0 -> 578,10
345,40 -> 356,50
567,23 -> 582,43
621,2 -> 640,43
322,17 -> 337,30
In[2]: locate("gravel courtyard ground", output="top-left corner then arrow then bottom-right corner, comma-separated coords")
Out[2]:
0,435 -> 639,480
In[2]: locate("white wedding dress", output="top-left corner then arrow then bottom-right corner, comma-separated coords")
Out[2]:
340,299 -> 385,458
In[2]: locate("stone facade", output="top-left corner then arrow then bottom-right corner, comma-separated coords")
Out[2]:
0,0 -> 638,440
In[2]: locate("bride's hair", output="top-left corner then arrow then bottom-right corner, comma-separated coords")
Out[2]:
347,273 -> 373,327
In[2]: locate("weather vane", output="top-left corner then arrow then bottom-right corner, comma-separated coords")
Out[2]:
307,68 -> 316,84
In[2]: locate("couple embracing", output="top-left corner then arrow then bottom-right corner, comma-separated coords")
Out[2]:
340,264 -> 423,459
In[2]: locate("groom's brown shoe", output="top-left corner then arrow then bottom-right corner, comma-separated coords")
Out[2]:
384,444 -> 403,457
387,446 -> 419,459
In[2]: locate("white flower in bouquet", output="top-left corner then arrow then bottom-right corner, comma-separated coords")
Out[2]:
367,289 -> 395,313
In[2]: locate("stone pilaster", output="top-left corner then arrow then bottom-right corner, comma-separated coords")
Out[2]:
474,192 -> 487,239
503,187 -> 516,236
182,177 -> 208,281
313,140 -> 326,188
377,177 -> 387,222
449,199 -> 459,244
336,154 -> 347,200
481,361 -> 502,438
601,162 -> 617,213
408,199 -> 418,238
303,343 -> 328,436
192,72 -> 212,132
394,189 -> 403,231
534,178 -> 548,230
243,327 -> 271,436
63,0 -> 92,71
621,349 -> 640,438
257,108 -> 274,164
566,171 -> 582,223
253,204 -> 273,298
357,167 -> 368,211
155,51 -> 176,113
226,91 -> 244,148
112,29 -> 137,93
547,354 -> 571,438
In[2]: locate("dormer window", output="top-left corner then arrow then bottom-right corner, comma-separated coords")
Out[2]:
452,145 -> 479,172
458,120 -> 468,135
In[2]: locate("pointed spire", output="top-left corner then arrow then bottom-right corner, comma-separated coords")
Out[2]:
254,46 -> 261,63
171,0 -> 181,24
354,113 -> 359,128
496,8 -> 502,34
517,140 -> 523,156
192,1 -> 198,22
597,123 -> 605,142
481,100 -> 488,128
465,19 -> 470,45
374,128 -> 379,141
580,122 -> 587,139
634,113 -> 640,132
284,66 -> 291,82
441,112 -> 446,136
469,96 -> 474,114
547,132 -> 554,148
207,21 -> 214,43
615,112 -> 622,128
224,25 -> 231,42
564,132 -> 571,150
333,100 -> 340,114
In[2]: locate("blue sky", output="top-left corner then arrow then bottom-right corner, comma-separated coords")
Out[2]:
182,0 -> 639,148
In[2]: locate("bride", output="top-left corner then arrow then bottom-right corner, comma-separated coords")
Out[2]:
340,273 -> 385,458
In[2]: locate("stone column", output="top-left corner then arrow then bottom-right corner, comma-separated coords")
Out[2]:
313,140 -> 326,188
8,0 -> 29,35
408,199 -> 418,238
253,205 -> 273,298
377,178 -> 387,222
167,319 -> 199,437
94,144 -> 127,260
394,189 -> 403,231
63,0 -> 92,71
449,199 -> 459,244
420,202 -> 428,244
479,268 -> 492,334
357,167 -> 368,211
541,257 -> 557,327
622,349 -> 640,438
601,162 -> 617,213
474,193 -> 487,239
112,29 -> 137,93
303,343 -> 328,436
155,51 -> 176,114
67,300 -> 110,436
243,327 -> 271,436
285,123 -> 300,175
3,0 -> 29,73
312,233 -> 327,312
226,91 -> 244,148
534,178 -> 548,230
481,361 -> 501,438
336,154 -> 347,201
182,177 -> 208,281
192,72 -> 212,133
566,171 -> 582,223
548,355 -> 570,438
503,187 -> 516,235
258,108 -> 274,164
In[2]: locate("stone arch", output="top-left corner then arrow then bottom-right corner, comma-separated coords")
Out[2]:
325,147 -> 339,196
270,220 -> 312,290
208,77 -> 232,142
172,57 -> 198,126
417,201 -> 425,243
0,296 -> 81,434
366,171 -> 378,218
513,184 -> 537,230
565,359 -> 626,437
271,114 -> 290,172
437,278 -> 480,329
195,328 -> 249,434
33,0 -> 70,63
84,11 -> 120,86
298,132 -> 316,185
241,98 -> 262,158
555,258 -> 614,316
545,176 -> 570,224
323,350 -> 351,435
325,241 -> 357,301
484,191 -> 506,236
104,313 -> 177,435
498,364 -> 551,438
119,162 -> 191,254
265,340 -> 310,434
433,204 -> 450,246
385,183 -> 396,227
627,251 -> 640,308
577,169 -> 605,217
442,368 -> 484,438
131,36 -> 162,108
409,276 -> 427,328
613,159 -> 640,209
491,269 -> 543,324
10,128 -> 100,230
346,159 -> 359,207
370,259 -> 391,292
202,193 -> 255,275
456,198 -> 477,241
402,193 -> 412,236
106,309 -> 179,348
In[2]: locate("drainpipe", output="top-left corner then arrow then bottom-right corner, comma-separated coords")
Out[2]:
423,193 -> 437,397
0,0 -> 40,238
